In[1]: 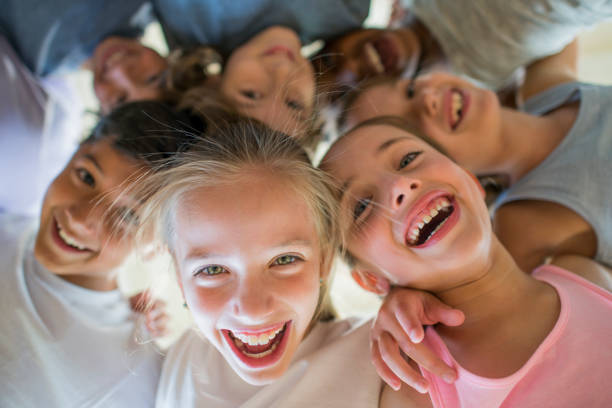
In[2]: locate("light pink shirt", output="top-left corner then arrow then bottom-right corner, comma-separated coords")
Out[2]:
420,265 -> 612,408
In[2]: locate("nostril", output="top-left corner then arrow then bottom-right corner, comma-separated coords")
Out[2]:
396,193 -> 404,205
410,182 -> 418,190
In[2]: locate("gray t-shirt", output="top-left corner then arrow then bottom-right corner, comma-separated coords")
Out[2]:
493,82 -> 612,267
410,0 -> 612,89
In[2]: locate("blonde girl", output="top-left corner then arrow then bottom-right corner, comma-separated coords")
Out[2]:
133,118 -> 384,407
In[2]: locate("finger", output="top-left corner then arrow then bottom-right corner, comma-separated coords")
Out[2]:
371,339 -> 402,391
129,291 -> 152,313
145,300 -> 167,319
394,307 -> 425,343
392,333 -> 457,384
378,332 -> 429,393
424,297 -> 465,327
146,314 -> 169,335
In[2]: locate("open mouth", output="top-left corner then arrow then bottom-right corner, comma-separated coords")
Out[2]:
262,45 -> 296,62
406,196 -> 456,247
52,219 -> 91,252
450,89 -> 467,130
362,35 -> 399,75
223,321 -> 291,368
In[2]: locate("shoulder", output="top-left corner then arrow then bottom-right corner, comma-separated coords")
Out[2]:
156,329 -> 209,407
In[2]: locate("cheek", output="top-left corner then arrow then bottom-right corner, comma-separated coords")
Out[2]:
183,280 -> 230,335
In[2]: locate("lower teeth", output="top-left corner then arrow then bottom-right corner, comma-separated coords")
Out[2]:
243,342 -> 278,358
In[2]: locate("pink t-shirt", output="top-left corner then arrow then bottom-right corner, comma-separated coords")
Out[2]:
420,265 -> 612,408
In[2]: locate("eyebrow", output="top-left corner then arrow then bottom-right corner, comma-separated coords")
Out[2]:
83,154 -> 104,174
184,239 -> 314,262
376,137 -> 406,155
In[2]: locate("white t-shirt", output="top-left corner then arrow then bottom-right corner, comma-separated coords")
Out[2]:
0,35 -> 81,217
0,214 -> 162,407
156,318 -> 382,407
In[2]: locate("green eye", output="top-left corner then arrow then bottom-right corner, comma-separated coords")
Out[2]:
274,255 -> 297,265
196,265 -> 226,276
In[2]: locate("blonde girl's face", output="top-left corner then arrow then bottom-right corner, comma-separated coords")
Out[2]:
220,26 -> 315,134
172,172 -> 323,385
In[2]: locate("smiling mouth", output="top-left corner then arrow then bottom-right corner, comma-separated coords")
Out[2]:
450,90 -> 465,129
224,321 -> 290,364
363,36 -> 399,75
406,196 -> 455,246
54,219 -> 91,252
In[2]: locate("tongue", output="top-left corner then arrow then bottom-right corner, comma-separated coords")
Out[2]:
415,206 -> 453,246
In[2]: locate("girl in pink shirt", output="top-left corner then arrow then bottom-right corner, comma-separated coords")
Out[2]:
321,116 -> 612,407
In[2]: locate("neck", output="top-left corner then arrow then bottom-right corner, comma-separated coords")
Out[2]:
59,273 -> 118,291
435,237 -> 542,331
478,108 -> 570,184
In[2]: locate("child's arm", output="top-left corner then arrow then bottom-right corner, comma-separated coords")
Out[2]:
493,200 -> 597,274
551,254 -> 612,292
371,287 -> 465,392
520,38 -> 578,103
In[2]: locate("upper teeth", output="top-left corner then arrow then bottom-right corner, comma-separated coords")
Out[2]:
451,91 -> 464,126
232,326 -> 283,346
364,42 -> 384,74
58,227 -> 87,250
407,198 -> 451,243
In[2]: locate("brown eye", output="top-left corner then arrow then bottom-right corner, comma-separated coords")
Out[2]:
398,151 -> 422,169
241,90 -> 262,100
76,168 -> 95,187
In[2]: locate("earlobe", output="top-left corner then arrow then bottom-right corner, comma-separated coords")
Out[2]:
351,269 -> 390,295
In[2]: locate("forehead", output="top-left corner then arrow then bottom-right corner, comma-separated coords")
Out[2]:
173,174 -> 318,252
326,124 -> 424,172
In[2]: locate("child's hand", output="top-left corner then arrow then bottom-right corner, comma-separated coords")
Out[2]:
129,291 -> 169,338
371,287 -> 465,393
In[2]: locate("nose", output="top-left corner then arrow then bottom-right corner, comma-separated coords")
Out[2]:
64,199 -> 103,237
387,174 -> 421,210
232,272 -> 275,322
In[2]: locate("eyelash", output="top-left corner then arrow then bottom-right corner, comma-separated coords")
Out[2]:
273,254 -> 301,266
76,168 -> 95,187
398,151 -> 423,170
286,99 -> 304,111
194,265 -> 227,277
193,254 -> 302,278
241,90 -> 262,100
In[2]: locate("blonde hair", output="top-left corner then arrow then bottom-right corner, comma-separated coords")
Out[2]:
134,117 -> 340,321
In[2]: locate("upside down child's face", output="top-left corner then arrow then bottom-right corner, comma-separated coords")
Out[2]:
220,26 -> 315,135
172,172 -> 323,385
34,138 -> 145,289
322,124 -> 492,292
344,73 -> 501,173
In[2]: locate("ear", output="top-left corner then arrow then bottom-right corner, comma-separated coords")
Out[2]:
464,169 -> 486,198
351,269 -> 390,295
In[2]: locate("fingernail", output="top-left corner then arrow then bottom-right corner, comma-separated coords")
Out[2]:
443,372 -> 457,383
416,381 -> 428,393
410,330 -> 422,343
